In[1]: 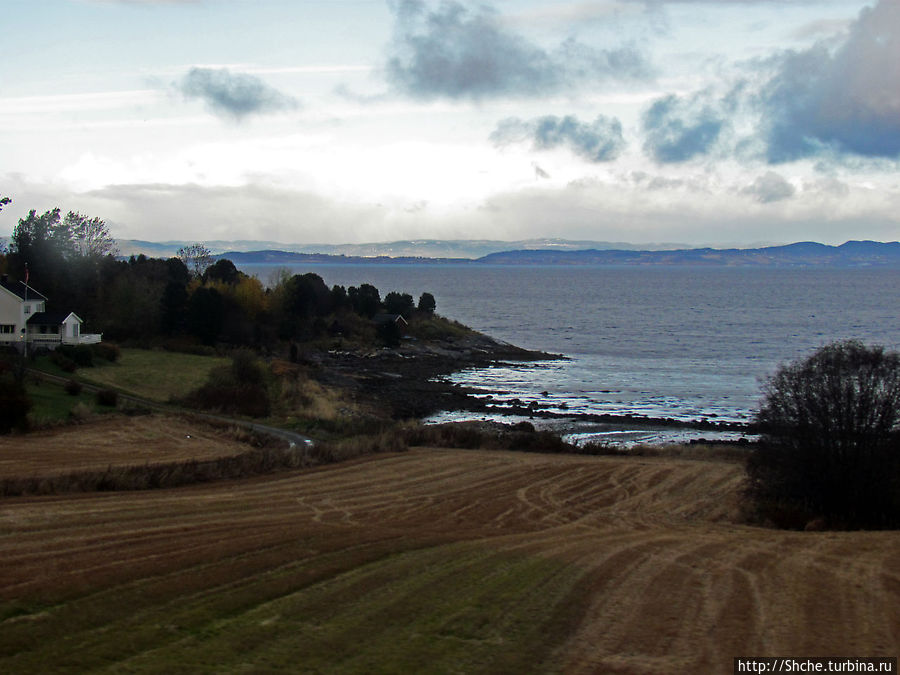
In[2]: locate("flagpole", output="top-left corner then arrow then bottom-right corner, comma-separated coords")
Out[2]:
23,263 -> 29,358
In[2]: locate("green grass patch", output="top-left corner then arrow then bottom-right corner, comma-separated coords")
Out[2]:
0,541 -> 587,674
29,355 -> 80,380
25,380 -> 110,425
78,348 -> 230,403
408,315 -> 476,341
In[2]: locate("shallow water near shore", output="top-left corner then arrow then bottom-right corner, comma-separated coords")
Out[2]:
240,263 -> 900,444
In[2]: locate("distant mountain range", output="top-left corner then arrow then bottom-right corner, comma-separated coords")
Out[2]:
476,241 -> 900,267
215,240 -> 900,268
6,236 -> 900,266
117,238 -> 689,259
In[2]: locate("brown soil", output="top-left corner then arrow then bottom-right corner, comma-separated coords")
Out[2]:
1,447 -> 898,672
0,415 -> 253,478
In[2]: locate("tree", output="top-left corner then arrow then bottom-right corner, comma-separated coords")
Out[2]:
203,258 -> 241,285
160,280 -> 188,334
187,286 -> 225,345
384,291 -> 415,319
348,283 -> 380,318
65,211 -> 118,258
418,292 -> 436,315
747,340 -> 900,529
0,196 -> 10,211
8,208 -> 69,299
384,291 -> 414,319
178,244 -> 214,278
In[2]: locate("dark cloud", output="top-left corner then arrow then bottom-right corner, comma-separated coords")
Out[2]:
742,171 -> 796,203
177,67 -> 298,121
642,94 -> 726,163
491,114 -> 626,162
760,0 -> 900,162
385,0 -> 650,100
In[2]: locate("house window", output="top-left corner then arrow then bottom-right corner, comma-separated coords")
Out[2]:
0,325 -> 14,334
23,305 -> 30,314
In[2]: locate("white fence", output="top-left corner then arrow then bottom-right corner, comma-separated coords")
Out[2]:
26,333 -> 103,347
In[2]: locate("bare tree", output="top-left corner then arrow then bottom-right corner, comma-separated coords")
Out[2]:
178,243 -> 214,278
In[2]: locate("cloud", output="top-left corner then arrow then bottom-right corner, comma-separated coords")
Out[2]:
804,176 -> 850,199
81,0 -> 200,5
176,67 -> 298,121
642,93 -> 727,163
789,18 -> 853,41
479,173 -> 900,246
491,114 -> 626,162
79,182 -> 387,242
506,2 -> 644,27
760,0 -> 900,162
742,171 -> 795,203
384,0 -> 649,100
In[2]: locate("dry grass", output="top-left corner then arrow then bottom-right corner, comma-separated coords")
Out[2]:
270,360 -> 364,432
0,415 -> 258,479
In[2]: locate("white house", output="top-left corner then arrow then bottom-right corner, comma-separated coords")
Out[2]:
0,274 -> 101,350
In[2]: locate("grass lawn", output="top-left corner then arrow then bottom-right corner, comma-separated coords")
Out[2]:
26,380 -> 114,425
78,348 -> 230,402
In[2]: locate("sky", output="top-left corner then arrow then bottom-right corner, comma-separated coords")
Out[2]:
1,0 -> 899,247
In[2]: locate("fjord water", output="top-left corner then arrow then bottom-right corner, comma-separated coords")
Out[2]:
243,264 -> 900,443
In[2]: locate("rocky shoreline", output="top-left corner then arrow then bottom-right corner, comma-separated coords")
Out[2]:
309,331 -> 557,419
307,330 -> 755,438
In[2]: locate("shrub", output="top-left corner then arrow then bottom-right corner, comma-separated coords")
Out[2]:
49,350 -> 77,373
64,379 -> 83,396
400,422 -> 581,455
0,375 -> 31,433
746,341 -> 900,529
377,319 -> 401,348
58,344 -> 94,367
69,402 -> 92,421
92,342 -> 121,362
162,338 -> 218,357
95,388 -> 119,407
181,352 -> 272,418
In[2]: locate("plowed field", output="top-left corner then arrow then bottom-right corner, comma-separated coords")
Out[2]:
1,448 -> 898,673
0,416 -> 254,478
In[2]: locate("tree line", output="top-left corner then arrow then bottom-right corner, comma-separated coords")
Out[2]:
0,200 -> 437,351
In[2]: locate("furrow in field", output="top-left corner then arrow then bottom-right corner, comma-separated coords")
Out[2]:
1,447 -> 899,674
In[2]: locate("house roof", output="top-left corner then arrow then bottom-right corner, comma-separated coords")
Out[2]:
0,278 -> 47,301
26,311 -> 81,326
373,313 -> 409,326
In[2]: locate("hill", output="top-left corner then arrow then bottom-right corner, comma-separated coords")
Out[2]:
115,238 -> 900,267
477,240 -> 900,267
214,240 -> 900,267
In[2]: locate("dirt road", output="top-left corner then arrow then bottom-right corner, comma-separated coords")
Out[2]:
1,448 -> 897,673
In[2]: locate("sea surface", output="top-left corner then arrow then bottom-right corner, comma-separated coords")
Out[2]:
240,264 -> 900,445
